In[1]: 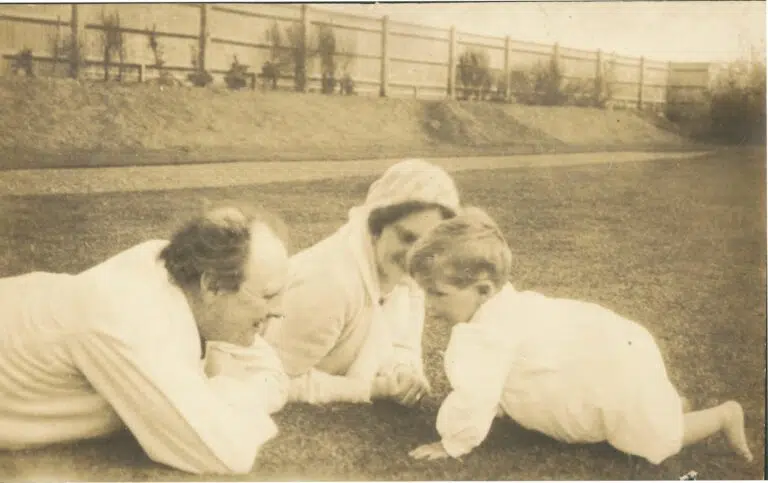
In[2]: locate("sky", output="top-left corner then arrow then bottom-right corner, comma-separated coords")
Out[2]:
315,1 -> 766,63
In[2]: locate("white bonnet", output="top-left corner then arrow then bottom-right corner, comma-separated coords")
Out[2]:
360,159 -> 460,215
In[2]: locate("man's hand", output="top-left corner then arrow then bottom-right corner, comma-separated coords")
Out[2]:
409,441 -> 451,460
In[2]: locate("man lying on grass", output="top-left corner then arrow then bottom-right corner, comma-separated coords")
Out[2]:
0,202 -> 291,474
406,207 -> 753,465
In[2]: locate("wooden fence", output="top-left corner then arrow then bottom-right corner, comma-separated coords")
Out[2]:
0,3 -> 714,107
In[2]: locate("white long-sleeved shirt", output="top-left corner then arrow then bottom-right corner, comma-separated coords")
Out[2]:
0,240 -> 286,474
436,283 -> 684,465
265,213 -> 427,405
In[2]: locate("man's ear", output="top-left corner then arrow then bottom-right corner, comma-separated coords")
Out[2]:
474,280 -> 495,303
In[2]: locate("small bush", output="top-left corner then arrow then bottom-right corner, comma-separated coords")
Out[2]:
317,25 -> 337,94
530,57 -> 566,106
224,55 -> 250,90
48,28 -> 86,79
594,59 -> 616,108
11,48 -> 35,77
665,88 -> 711,123
339,73 -> 355,95
147,24 -> 164,69
260,61 -> 280,90
99,11 -> 126,81
508,69 -> 536,104
264,20 -> 307,91
490,69 -> 508,102
508,59 -> 567,106
187,69 -> 213,88
456,48 -> 493,100
562,78 -> 596,107
708,61 -> 766,144
187,46 -> 213,87
665,60 -> 766,144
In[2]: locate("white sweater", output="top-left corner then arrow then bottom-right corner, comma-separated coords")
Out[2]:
265,211 -> 427,404
436,284 -> 684,465
0,240 -> 286,474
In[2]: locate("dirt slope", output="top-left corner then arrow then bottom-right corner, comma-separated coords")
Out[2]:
0,77 -> 690,168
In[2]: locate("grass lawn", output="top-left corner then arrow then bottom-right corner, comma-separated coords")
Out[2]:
0,148 -> 764,481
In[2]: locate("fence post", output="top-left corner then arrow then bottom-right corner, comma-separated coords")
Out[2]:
297,4 -> 309,92
447,25 -> 456,99
379,15 -> 389,97
504,35 -> 511,102
69,4 -> 84,79
594,48 -> 603,105
637,55 -> 645,109
198,4 -> 210,72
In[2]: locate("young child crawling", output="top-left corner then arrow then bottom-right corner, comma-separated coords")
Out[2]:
406,207 -> 753,465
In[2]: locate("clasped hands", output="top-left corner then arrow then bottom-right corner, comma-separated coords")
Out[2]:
371,365 -> 431,407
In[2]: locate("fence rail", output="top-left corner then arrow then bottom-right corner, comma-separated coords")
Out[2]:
0,3 -> 714,106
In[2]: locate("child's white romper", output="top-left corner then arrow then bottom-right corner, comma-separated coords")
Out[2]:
437,283 -> 684,464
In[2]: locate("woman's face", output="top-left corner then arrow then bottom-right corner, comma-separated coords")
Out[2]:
373,208 -> 445,285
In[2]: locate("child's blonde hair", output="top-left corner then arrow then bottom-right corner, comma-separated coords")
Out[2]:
407,206 -> 512,289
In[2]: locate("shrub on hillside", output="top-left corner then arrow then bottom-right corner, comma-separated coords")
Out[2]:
224,56 -> 251,90
339,72 -> 356,95
509,58 -> 613,108
11,48 -> 35,77
508,60 -> 565,106
665,60 -> 766,144
187,46 -> 213,87
531,57 -> 567,106
708,61 -> 766,144
562,78 -> 596,107
594,58 -> 616,108
99,11 -> 126,81
263,20 -> 306,91
187,69 -> 213,87
665,88 -> 712,139
456,48 -> 493,100
48,29 -> 86,78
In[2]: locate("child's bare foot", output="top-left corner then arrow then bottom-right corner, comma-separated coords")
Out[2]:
722,401 -> 753,462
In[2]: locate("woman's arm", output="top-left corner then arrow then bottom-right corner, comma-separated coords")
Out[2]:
264,266 -> 380,404
384,284 -> 427,377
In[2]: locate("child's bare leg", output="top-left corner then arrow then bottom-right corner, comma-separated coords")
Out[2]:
682,401 -> 752,462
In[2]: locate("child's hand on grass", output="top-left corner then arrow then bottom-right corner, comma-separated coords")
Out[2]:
409,441 -> 451,460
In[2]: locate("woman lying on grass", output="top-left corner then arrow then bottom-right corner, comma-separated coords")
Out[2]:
406,207 -> 753,465
263,159 -> 461,406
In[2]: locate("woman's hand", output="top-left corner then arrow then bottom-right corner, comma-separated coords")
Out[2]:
373,366 -> 430,406
393,369 -> 430,406
371,374 -> 395,399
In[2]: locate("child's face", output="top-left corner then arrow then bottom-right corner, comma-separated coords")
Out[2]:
421,277 -> 494,326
